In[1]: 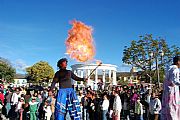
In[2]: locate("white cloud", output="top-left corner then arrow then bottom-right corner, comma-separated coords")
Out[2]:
13,59 -> 29,72
120,63 -> 131,67
117,64 -> 131,72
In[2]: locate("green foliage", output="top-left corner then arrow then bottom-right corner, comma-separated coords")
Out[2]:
122,34 -> 180,83
0,57 -> 16,83
26,61 -> 54,83
117,79 -> 129,86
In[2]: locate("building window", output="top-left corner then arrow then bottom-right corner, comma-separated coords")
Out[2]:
17,80 -> 20,84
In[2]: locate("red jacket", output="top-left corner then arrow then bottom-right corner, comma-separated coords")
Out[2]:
0,93 -> 4,104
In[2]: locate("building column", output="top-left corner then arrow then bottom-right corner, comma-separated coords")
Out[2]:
112,70 -> 117,85
109,70 -> 111,84
87,69 -> 91,86
77,70 -> 82,85
102,70 -> 106,89
94,69 -> 98,90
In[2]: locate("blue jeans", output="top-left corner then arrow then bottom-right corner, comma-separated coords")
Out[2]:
136,115 -> 143,120
5,103 -> 11,115
102,110 -> 108,120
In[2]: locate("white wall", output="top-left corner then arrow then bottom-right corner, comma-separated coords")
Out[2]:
13,79 -> 27,87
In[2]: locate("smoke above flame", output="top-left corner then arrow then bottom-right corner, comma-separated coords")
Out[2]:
65,20 -> 95,62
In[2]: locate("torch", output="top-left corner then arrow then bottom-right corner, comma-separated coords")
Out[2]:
87,62 -> 102,78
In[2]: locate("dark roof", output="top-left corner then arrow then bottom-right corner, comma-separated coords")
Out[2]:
116,71 -> 139,77
117,72 -> 131,76
14,74 -> 26,79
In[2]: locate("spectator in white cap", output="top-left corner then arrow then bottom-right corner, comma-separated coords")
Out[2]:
29,96 -> 39,120
16,97 -> 25,120
43,100 -> 52,120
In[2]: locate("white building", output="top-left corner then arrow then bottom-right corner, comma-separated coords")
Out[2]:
13,78 -> 27,87
71,63 -> 117,90
12,74 -> 27,87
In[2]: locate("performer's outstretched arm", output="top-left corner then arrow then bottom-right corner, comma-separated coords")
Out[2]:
71,71 -> 85,81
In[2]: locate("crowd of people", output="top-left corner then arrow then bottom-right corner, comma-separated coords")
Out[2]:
78,84 -> 162,120
0,55 -> 179,120
0,83 -> 163,120
0,86 -> 56,120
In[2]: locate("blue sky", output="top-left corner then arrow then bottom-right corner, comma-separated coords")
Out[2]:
0,0 -> 180,73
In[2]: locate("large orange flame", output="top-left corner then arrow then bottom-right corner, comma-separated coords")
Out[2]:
65,20 -> 95,62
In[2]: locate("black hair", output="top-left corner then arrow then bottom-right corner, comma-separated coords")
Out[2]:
57,58 -> 68,68
173,56 -> 180,65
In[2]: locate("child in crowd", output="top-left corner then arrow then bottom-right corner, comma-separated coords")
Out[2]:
16,97 -> 25,120
135,97 -> 143,120
149,92 -> 162,120
43,100 -> 52,120
29,97 -> 39,120
101,94 -> 109,120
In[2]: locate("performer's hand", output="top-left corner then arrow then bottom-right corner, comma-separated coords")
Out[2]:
113,110 -> 118,116
84,78 -> 88,82
170,82 -> 175,87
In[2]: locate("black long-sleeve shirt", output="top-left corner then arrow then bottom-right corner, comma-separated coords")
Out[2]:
50,69 -> 85,89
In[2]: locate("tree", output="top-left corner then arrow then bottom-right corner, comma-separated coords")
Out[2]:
122,34 -> 180,83
26,61 -> 54,84
0,57 -> 16,83
117,79 -> 129,86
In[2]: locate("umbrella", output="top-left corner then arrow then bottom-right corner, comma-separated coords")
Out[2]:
34,85 -> 44,91
28,85 -> 44,91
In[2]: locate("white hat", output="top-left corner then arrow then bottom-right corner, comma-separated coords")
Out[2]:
20,97 -> 24,100
32,97 -> 36,99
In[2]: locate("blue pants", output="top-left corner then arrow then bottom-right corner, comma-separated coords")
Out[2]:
102,110 -> 108,120
136,115 -> 143,120
5,103 -> 11,115
55,88 -> 81,120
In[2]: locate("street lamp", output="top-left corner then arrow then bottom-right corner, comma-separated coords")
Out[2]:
149,49 -> 164,87
159,50 -> 164,85
156,55 -> 160,87
149,52 -> 153,85
159,50 -> 164,64
157,49 -> 165,87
